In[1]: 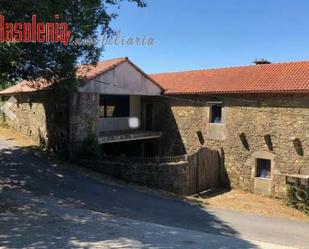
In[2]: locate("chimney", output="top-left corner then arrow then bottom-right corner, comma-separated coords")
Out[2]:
253,59 -> 271,65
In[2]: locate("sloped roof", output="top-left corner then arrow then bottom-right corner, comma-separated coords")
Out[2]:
3,59 -> 309,96
0,57 -> 138,95
150,61 -> 309,95
0,78 -> 52,95
76,57 -> 128,80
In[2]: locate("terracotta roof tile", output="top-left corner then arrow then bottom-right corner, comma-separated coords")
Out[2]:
3,59 -> 309,96
0,78 -> 52,95
76,57 -> 128,80
150,61 -> 309,95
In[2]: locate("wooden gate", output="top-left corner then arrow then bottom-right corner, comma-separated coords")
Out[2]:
187,147 -> 221,194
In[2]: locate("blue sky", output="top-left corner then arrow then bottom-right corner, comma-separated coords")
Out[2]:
101,0 -> 309,73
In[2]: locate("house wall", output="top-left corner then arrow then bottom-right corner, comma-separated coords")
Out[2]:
79,61 -> 162,96
1,91 -> 146,156
3,93 -> 48,144
70,92 -> 99,146
152,94 -> 309,197
69,93 -> 142,144
130,95 -> 141,120
1,91 -> 69,154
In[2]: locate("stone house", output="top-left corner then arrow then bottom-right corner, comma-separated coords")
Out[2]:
1,58 -> 309,197
0,57 -> 163,156
150,61 -> 309,197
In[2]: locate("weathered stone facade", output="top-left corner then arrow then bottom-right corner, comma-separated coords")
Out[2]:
151,94 -> 309,197
2,89 -> 309,198
70,92 -> 99,145
0,91 -> 100,156
1,91 -> 70,154
3,93 -> 48,144
77,158 -> 193,195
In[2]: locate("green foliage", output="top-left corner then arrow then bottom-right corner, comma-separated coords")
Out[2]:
287,184 -> 309,215
0,97 -> 4,123
79,133 -> 102,159
0,79 -> 12,91
0,0 -> 146,89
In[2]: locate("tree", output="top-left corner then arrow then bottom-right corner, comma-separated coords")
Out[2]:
0,0 -> 146,88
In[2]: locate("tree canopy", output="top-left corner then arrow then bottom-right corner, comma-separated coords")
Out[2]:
0,0 -> 146,89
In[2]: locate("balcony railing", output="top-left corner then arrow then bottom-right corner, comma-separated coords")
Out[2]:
98,117 -> 140,132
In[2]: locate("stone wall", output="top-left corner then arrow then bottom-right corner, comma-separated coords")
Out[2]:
77,158 -> 193,195
152,94 -> 309,197
3,93 -> 47,144
3,90 -> 309,197
69,92 -> 99,147
1,91 -> 70,154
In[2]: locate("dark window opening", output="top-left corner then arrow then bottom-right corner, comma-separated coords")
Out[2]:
210,105 -> 222,123
99,95 -> 130,118
256,159 -> 271,179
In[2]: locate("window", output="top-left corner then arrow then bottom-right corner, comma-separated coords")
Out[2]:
256,159 -> 271,179
99,95 -> 130,118
210,105 -> 222,123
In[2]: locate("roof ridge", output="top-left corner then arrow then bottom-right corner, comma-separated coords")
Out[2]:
150,60 -> 309,76
78,57 -> 128,67
97,57 -> 128,63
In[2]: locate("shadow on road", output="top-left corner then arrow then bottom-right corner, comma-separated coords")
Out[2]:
0,145 -> 257,248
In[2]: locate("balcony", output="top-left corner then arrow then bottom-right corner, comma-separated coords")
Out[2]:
98,117 -> 161,144
98,117 -> 140,132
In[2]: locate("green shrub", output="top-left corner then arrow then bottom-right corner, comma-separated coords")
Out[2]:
0,99 -> 4,123
287,184 -> 309,215
78,133 -> 102,159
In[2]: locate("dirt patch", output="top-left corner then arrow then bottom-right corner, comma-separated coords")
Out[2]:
188,188 -> 309,222
0,126 -> 37,147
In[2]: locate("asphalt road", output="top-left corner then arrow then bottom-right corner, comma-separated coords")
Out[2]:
1,136 -> 309,249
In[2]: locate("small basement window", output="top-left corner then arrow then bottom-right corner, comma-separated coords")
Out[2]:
210,105 -> 222,123
256,159 -> 271,179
